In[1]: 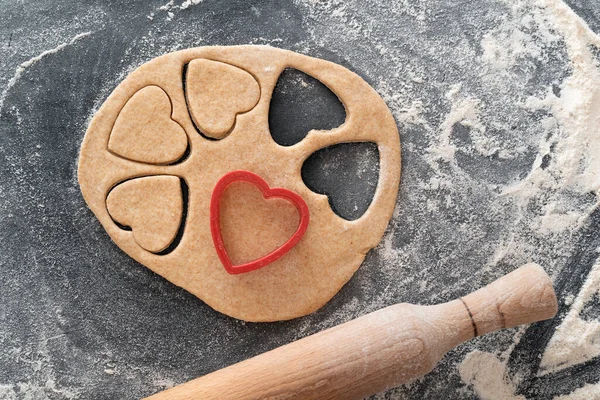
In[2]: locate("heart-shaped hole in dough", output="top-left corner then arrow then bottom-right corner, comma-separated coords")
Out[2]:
106,175 -> 185,254
302,142 -> 379,221
269,68 -> 346,146
185,59 -> 260,140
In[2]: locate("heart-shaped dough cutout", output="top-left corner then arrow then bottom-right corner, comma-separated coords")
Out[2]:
210,171 -> 310,274
221,181 -> 300,265
108,86 -> 188,165
186,59 -> 260,139
107,176 -> 183,253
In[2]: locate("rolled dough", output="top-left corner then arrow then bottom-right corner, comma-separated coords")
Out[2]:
78,46 -> 401,322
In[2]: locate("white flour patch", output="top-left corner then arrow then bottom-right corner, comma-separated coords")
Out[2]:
154,0 -> 204,20
459,351 -> 524,400
0,385 -> 17,400
540,259 -> 600,373
180,0 -> 203,10
429,85 -> 483,165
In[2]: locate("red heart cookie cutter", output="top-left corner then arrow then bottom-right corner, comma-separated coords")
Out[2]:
210,170 -> 310,274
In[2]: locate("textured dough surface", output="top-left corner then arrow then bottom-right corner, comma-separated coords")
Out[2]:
220,181 -> 300,266
108,86 -> 188,164
106,175 -> 183,254
78,46 -> 401,322
186,58 -> 260,139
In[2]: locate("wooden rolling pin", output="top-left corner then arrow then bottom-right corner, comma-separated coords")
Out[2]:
146,263 -> 557,400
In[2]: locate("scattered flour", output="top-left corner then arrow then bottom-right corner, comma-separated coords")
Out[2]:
0,32 -> 91,114
457,0 -> 600,398
554,383 -> 600,400
180,0 -> 203,10
430,84 -> 484,164
459,351 -> 525,400
0,380 -> 80,400
1,0 -> 598,398
0,385 -> 16,400
540,258 -> 600,372
154,0 -> 204,20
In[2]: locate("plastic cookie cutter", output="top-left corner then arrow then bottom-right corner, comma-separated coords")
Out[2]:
210,170 -> 310,274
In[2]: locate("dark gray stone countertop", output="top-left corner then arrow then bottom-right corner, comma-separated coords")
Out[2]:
2,1 -> 600,398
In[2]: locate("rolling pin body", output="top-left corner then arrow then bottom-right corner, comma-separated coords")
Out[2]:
146,263 -> 557,400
